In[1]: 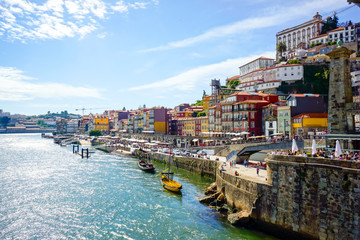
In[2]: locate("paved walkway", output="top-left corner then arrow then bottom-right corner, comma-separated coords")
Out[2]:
207,155 -> 268,184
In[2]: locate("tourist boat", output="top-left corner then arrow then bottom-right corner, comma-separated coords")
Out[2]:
161,172 -> 182,192
159,148 -> 182,193
138,159 -> 155,172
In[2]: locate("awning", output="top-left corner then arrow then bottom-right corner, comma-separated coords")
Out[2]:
248,135 -> 267,139
192,139 -> 199,142
240,131 -> 250,135
271,133 -> 283,136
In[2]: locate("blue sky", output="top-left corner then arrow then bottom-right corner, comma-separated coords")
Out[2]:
0,0 -> 359,115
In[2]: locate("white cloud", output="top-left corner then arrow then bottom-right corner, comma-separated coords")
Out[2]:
112,0 -> 128,13
0,66 -> 102,101
129,51 -> 275,91
0,0 -> 156,41
140,0 -> 347,52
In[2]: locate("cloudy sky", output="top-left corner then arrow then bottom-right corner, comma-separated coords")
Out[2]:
0,0 -> 359,115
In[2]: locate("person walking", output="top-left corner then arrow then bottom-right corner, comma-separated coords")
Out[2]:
256,164 -> 259,176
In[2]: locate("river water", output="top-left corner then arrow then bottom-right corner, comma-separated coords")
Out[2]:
0,134 -> 277,240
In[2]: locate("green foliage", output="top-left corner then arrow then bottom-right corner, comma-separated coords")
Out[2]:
0,116 -> 10,127
195,100 -> 203,106
278,64 -> 329,94
89,130 -> 102,136
37,120 -> 50,128
288,59 -> 300,64
228,79 -> 240,89
277,41 -> 287,55
321,15 -> 338,34
197,111 -> 206,117
279,56 -> 286,62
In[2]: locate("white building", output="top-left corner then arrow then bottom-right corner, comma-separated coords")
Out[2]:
310,25 -> 357,45
276,12 -> 323,60
239,57 -> 275,76
236,64 -> 304,93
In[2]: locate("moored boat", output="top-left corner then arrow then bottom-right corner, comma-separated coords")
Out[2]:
138,160 -> 155,172
161,172 -> 182,192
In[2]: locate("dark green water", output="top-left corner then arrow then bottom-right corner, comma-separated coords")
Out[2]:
0,134 -> 277,239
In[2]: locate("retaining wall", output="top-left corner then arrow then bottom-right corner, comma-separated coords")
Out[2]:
216,154 -> 360,240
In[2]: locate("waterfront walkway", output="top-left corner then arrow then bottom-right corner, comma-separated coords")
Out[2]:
209,155 -> 268,184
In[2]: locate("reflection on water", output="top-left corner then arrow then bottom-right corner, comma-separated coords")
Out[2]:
0,134 -> 278,240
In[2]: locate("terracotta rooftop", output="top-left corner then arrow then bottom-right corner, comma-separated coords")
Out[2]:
328,27 -> 345,33
227,75 -> 240,80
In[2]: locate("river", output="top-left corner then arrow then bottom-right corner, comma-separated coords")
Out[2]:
0,134 -> 277,239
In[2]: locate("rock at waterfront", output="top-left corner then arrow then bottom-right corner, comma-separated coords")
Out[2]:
217,205 -> 230,214
216,193 -> 226,205
204,182 -> 217,195
198,192 -> 220,204
227,210 -> 251,226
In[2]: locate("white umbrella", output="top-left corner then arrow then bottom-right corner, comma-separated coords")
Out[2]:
335,140 -> 342,158
311,139 -> 317,155
291,139 -> 298,153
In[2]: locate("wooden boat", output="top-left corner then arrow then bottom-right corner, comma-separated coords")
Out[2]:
138,160 -> 155,172
161,172 -> 182,192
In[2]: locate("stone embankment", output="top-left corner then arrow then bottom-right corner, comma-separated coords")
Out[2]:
109,145 -> 360,240
211,154 -> 360,240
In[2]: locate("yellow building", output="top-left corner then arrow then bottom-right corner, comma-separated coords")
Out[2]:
292,113 -> 328,135
199,116 -> 209,137
202,95 -> 211,111
93,114 -> 109,133
182,118 -> 195,136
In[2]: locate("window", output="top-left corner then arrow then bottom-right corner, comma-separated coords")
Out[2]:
269,122 -> 273,128
251,121 -> 255,128
284,73 -> 287,76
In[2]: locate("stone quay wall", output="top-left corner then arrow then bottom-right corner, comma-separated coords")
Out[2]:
217,155 -> 360,240
141,152 -> 220,178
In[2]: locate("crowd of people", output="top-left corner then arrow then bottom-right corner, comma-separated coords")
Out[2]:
271,149 -> 360,161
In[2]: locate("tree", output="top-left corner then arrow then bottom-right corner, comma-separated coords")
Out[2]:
288,59 -> 300,64
197,111 -> 206,117
321,15 -> 338,34
192,100 -> 203,106
0,116 -> 10,127
89,130 -> 102,136
348,20 -> 353,26
228,79 -> 240,89
277,42 -> 287,58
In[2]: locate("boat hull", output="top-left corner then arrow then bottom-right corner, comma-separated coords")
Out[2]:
161,174 -> 182,192
138,161 -> 155,172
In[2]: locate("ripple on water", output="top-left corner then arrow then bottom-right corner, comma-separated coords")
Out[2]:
0,134 -> 278,240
